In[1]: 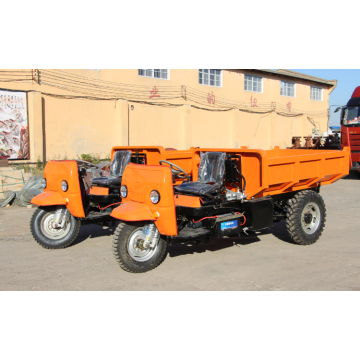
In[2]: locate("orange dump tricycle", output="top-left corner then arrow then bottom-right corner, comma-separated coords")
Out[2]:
110,146 -> 350,273
30,146 -> 194,249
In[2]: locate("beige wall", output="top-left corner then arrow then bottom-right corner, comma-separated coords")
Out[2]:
43,97 -> 123,159
0,69 -> 333,161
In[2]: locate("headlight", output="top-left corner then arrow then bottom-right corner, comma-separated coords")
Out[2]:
41,178 -> 47,189
61,180 -> 68,192
120,185 -> 128,198
150,190 -> 160,204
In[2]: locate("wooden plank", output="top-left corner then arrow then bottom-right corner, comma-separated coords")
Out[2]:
0,159 -> 9,167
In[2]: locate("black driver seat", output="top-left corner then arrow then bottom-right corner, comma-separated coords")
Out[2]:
92,150 -> 132,187
174,152 -> 226,195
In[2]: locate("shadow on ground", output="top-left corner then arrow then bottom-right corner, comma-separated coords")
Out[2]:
168,221 -> 297,258
342,172 -> 360,180
70,224 -> 116,247
71,220 -> 296,256
168,233 -> 261,258
267,222 -> 297,245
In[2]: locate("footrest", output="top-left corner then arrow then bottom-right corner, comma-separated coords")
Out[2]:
172,227 -> 211,241
87,194 -> 120,203
82,211 -> 113,222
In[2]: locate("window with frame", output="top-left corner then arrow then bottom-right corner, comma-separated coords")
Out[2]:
199,69 -> 222,87
281,81 -> 295,97
138,69 -> 169,80
244,74 -> 263,92
310,86 -> 323,101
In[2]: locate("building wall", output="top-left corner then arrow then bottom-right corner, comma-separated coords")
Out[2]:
42,96 -> 123,159
0,69 -> 333,161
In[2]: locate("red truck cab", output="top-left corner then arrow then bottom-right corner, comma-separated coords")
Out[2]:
337,86 -> 360,178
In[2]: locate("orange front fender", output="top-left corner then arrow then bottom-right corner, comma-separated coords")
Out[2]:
111,202 -> 156,222
31,191 -> 67,206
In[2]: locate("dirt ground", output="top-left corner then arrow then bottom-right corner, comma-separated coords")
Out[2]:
1,174 -> 360,291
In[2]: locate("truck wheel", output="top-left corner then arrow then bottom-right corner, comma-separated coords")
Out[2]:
352,170 -> 360,179
30,206 -> 80,249
285,190 -> 326,245
113,222 -> 167,273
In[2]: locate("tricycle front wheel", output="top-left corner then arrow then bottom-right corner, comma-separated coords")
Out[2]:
30,206 -> 80,249
112,222 -> 167,273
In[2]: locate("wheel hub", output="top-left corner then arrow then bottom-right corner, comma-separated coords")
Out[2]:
136,239 -> 147,250
301,202 -> 321,235
303,213 -> 313,225
40,213 -> 71,240
127,228 -> 157,262
51,221 -> 62,229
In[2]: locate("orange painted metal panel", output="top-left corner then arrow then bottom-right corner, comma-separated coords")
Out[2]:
268,163 -> 294,184
298,161 -> 320,180
88,186 -> 109,195
174,194 -> 201,208
36,160 -> 85,218
110,163 -> 177,236
111,202 -> 155,221
31,191 -> 66,206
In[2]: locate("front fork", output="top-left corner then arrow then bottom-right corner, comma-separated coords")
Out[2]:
53,206 -> 71,228
138,223 -> 160,250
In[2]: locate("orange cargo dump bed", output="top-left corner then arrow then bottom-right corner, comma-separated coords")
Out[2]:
192,146 -> 351,199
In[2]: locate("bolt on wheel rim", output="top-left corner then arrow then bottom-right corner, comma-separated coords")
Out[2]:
127,228 -> 157,262
301,202 -> 321,235
40,213 -> 71,240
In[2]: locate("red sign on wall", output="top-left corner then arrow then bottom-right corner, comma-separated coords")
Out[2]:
207,91 -> 215,105
287,101 -> 291,113
250,96 -> 258,107
149,86 -> 160,99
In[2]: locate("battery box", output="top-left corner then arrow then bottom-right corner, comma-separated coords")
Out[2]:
242,197 -> 273,231
213,213 -> 243,237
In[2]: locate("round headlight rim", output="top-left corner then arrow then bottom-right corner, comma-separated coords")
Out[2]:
61,180 -> 68,192
120,185 -> 128,198
41,178 -> 47,189
150,190 -> 160,204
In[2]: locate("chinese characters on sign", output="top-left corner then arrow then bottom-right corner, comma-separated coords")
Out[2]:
250,96 -> 258,107
207,91 -> 215,105
149,86 -> 160,99
0,90 -> 29,160
287,101 -> 291,113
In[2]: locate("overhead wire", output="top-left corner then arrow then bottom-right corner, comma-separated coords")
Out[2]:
0,69 -> 329,117
49,69 -> 179,88
38,70 -> 182,101
0,70 -> 33,83
40,70 -> 181,93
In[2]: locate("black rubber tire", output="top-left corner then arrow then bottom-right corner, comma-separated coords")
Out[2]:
30,206 -> 81,249
285,190 -> 326,245
113,221 -> 167,273
352,170 -> 360,179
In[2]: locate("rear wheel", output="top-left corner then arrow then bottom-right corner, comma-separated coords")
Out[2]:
285,190 -> 326,245
30,206 -> 80,249
113,222 -> 167,273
